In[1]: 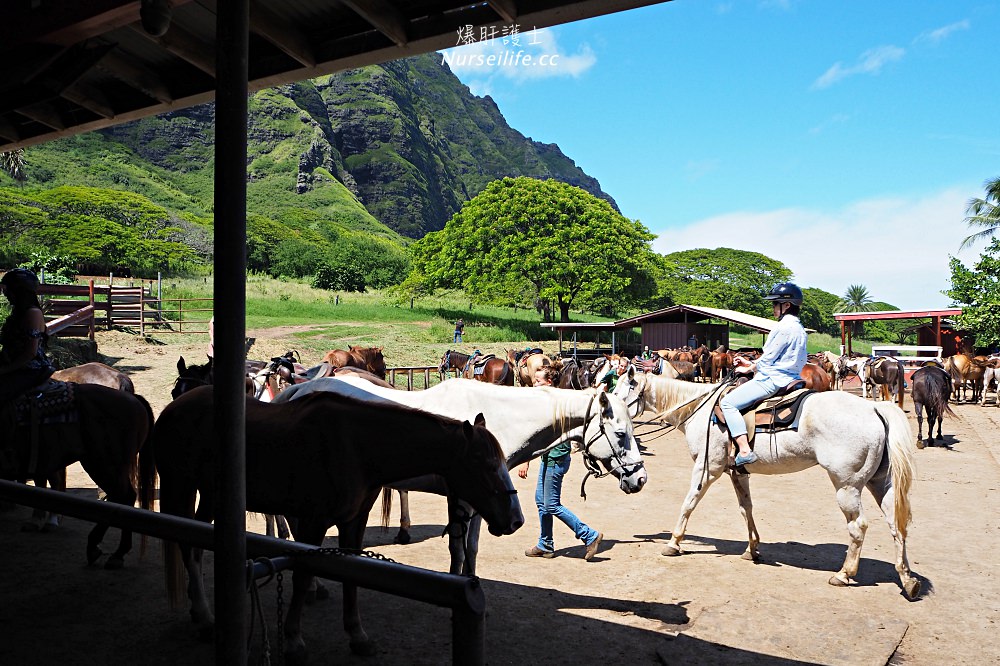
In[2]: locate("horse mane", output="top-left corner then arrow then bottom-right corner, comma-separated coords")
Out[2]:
646,375 -> 715,422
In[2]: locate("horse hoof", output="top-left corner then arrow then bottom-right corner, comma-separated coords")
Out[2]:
828,573 -> 852,587
916,439 -> 925,449
741,550 -> 760,562
104,556 -> 124,571
86,546 -> 103,566
903,579 -> 921,600
349,639 -> 378,657
394,530 -> 411,545
661,544 -> 681,557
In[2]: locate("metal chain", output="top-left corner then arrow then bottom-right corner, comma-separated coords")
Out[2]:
275,571 -> 284,657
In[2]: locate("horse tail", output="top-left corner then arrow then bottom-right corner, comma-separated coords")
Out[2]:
499,361 -> 513,386
380,487 -> 393,528
164,541 -> 187,608
874,403 -> 916,539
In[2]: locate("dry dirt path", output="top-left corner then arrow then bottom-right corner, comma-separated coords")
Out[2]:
1,332 -> 998,665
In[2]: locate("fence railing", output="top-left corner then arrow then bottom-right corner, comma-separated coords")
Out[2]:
387,366 -> 460,390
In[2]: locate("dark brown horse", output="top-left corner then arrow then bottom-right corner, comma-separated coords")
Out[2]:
439,350 -> 514,385
1,383 -> 153,568
322,345 -> 387,379
865,357 -> 905,405
140,386 -> 522,661
911,365 -> 954,447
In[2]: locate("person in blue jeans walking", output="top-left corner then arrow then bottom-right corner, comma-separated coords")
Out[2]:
719,283 -> 809,467
518,366 -> 603,560
453,318 -> 464,344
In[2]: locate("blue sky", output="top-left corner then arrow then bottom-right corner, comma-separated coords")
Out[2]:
440,0 -> 999,310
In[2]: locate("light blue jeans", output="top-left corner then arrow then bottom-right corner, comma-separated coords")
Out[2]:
535,454 -> 599,552
718,376 -> 780,439
453,331 -> 462,343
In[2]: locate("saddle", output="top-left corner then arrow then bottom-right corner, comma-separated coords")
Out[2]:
276,360 -> 335,384
513,348 -> 544,366
712,380 -> 813,445
0,380 -> 78,479
467,354 -> 496,376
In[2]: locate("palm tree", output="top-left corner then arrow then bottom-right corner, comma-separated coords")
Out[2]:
960,176 -> 1000,250
837,284 -> 875,337
0,148 -> 26,183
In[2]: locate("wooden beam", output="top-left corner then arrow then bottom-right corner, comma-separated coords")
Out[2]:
97,51 -> 174,104
487,0 -> 519,23
129,22 -> 217,76
340,0 -> 409,47
0,118 -> 19,142
18,103 -> 65,131
62,82 -> 118,119
248,0 -> 315,67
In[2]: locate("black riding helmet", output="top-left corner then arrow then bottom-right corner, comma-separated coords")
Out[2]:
1,268 -> 40,294
763,282 -> 803,306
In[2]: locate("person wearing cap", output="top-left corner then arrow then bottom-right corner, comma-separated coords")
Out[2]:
718,283 -> 808,467
0,268 -> 56,408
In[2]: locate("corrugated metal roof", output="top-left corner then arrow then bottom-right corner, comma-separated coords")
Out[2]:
542,304 -> 816,334
833,308 -> 962,322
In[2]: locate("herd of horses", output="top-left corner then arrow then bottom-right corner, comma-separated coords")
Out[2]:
5,339 -> 999,659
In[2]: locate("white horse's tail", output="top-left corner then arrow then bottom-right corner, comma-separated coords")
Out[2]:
874,403 -> 917,538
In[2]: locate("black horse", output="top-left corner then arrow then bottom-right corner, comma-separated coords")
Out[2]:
911,365 -> 954,448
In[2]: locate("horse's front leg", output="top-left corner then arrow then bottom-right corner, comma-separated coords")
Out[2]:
828,484 -> 868,588
728,471 -> 760,561
463,514 -> 483,576
337,514 -> 377,656
662,452 -> 725,556
915,406 -> 925,448
445,496 -> 469,575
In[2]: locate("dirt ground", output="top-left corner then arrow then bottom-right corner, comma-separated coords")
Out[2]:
2,331 -> 999,665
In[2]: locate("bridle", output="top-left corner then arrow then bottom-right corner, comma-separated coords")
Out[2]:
575,393 -> 646,499
171,373 -> 211,399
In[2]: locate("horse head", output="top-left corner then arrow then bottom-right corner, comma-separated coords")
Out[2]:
172,355 -> 213,400
579,390 -> 647,494
445,414 -> 523,537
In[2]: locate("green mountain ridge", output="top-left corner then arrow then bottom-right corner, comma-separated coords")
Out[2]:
14,53 -> 614,243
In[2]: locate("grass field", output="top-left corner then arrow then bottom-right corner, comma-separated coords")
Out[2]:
58,274 -> 875,368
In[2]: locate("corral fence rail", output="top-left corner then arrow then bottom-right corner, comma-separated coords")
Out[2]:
388,366 -> 461,390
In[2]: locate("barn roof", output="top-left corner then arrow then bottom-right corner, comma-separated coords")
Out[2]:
541,304 -> 817,334
0,0 -> 674,152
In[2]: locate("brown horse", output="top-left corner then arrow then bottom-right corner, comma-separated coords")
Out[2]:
141,386 -> 522,661
800,362 -> 832,392
505,348 -> 551,386
52,362 -> 134,393
943,354 -> 986,403
709,350 -> 732,383
322,345 -> 387,379
439,350 -> 514,385
1,383 -> 153,568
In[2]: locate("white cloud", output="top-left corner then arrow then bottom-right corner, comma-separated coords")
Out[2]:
440,27 -> 596,92
916,20 -> 971,45
811,45 -> 905,90
651,187 -> 986,310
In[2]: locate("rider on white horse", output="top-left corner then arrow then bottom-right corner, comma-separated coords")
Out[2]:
719,282 -> 809,467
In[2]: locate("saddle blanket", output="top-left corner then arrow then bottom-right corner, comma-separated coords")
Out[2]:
12,381 -> 78,427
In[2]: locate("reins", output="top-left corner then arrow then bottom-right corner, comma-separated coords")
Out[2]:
575,393 -> 646,500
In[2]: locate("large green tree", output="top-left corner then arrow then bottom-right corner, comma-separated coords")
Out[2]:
653,248 -> 793,318
411,177 -> 657,321
946,238 -> 1000,347
960,176 -> 1000,250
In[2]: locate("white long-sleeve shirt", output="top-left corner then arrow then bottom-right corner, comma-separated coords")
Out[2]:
754,314 -> 808,385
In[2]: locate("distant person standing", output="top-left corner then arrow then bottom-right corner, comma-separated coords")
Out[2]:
453,318 -> 465,344
687,334 -> 698,348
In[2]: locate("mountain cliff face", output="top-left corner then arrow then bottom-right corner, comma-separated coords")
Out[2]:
33,53 -> 615,240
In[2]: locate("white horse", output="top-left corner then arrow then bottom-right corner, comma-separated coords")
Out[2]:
842,356 -> 870,397
981,359 -> 1000,407
623,376 -> 921,599
275,377 -> 647,574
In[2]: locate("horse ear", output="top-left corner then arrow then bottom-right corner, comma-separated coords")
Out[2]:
474,412 -> 486,428
177,356 -> 186,373
598,389 -> 611,411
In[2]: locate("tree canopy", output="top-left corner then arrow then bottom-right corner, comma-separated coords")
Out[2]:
410,177 -> 657,321
960,176 -> 1000,251
947,238 -> 1000,348
652,248 -> 793,318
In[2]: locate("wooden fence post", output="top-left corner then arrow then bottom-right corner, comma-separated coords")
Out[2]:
88,280 -> 95,341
